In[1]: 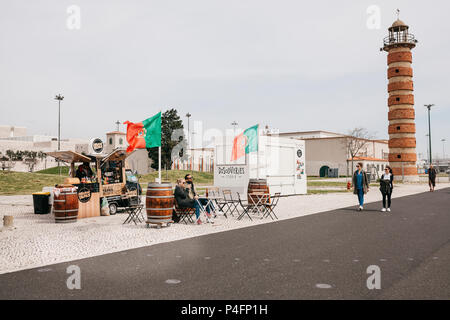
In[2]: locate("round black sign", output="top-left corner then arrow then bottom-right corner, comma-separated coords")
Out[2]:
77,186 -> 92,203
92,138 -> 104,153
297,149 -> 303,158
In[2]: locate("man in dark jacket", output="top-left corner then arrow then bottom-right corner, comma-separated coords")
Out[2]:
428,164 -> 437,192
174,178 -> 203,224
185,174 -> 215,221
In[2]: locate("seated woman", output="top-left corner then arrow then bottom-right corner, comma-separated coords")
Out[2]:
174,179 -> 212,225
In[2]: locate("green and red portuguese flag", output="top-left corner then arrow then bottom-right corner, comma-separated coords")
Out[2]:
231,124 -> 259,161
124,112 -> 161,153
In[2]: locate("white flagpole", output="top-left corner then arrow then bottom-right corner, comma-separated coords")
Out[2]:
158,146 -> 162,183
256,124 -> 260,179
158,109 -> 162,183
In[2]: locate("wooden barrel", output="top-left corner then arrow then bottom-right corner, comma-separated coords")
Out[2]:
53,185 -> 79,223
146,183 -> 174,224
247,179 -> 270,204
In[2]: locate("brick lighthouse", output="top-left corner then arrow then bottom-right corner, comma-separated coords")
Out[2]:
381,13 -> 419,181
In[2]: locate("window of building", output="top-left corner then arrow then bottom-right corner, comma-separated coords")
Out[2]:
109,138 -> 113,145
119,138 -> 123,145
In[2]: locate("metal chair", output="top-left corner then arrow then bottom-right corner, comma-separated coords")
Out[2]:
264,192 -> 281,220
222,189 -> 240,218
236,193 -> 253,221
174,198 -> 195,224
123,204 -> 144,225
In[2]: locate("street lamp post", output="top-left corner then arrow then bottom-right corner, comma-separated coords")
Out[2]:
186,113 -> 191,148
55,94 -> 64,151
424,104 -> 435,165
231,121 -> 238,136
442,138 -> 446,160
55,94 -> 64,175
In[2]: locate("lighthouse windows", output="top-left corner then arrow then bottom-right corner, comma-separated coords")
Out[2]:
395,69 -> 400,73
397,155 -> 402,159
397,126 -> 401,130
396,97 -> 400,101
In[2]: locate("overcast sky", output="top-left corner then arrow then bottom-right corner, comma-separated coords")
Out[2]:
0,0 -> 448,159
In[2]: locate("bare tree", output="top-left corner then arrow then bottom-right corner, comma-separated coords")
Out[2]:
343,128 -> 374,176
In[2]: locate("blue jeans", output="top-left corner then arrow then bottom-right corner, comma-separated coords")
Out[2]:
357,189 -> 364,206
194,199 -> 213,219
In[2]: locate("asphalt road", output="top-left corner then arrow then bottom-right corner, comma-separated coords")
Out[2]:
1,188 -> 449,300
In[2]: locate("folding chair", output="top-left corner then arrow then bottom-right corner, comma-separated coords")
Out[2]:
264,192 -> 281,220
236,193 -> 253,221
205,187 -> 220,217
210,188 -> 228,217
222,190 -> 240,218
174,198 -> 195,224
123,204 -> 144,225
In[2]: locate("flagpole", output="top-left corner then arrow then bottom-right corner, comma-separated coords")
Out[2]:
256,124 -> 259,179
158,146 -> 162,183
158,109 -> 162,183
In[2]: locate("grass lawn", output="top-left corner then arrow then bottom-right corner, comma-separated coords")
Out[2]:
37,166 -> 70,175
38,167 -> 214,186
307,189 -> 351,194
138,170 -> 213,186
2,169 -> 213,196
307,181 -> 347,187
0,171 -> 65,195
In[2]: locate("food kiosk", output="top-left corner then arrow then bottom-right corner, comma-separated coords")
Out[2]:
46,148 -> 141,219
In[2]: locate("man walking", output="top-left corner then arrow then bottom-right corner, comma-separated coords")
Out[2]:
428,164 -> 437,192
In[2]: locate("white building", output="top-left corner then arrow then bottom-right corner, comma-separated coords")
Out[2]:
268,130 -> 389,177
172,148 -> 214,172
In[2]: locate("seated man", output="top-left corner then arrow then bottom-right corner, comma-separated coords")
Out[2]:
174,178 -> 212,225
185,174 -> 215,218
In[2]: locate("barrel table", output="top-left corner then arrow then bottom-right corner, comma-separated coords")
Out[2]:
247,179 -> 270,204
53,185 -> 79,223
145,182 -> 174,228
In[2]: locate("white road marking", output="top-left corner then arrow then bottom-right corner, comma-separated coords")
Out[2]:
316,283 -> 333,289
165,279 -> 181,284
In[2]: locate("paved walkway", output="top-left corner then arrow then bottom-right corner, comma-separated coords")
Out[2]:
1,187 -> 449,299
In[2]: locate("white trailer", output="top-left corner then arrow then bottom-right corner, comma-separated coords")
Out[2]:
214,135 -> 306,196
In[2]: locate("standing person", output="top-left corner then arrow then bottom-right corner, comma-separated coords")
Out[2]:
185,174 -> 215,220
379,166 -> 394,212
352,162 -> 369,211
428,164 -> 437,192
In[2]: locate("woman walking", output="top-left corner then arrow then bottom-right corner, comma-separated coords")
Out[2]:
352,162 -> 369,211
379,166 -> 394,212
428,164 -> 437,192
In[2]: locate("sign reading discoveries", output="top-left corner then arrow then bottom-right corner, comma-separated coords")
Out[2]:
218,166 -> 246,175
77,186 -> 92,203
215,165 -> 249,189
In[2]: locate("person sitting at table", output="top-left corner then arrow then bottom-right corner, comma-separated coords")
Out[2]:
174,178 -> 201,225
174,178 -> 213,224
185,174 -> 215,219
75,162 -> 93,181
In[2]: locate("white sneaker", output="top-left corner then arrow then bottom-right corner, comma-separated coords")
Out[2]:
359,205 -> 363,211
387,208 -> 391,212
381,208 -> 386,212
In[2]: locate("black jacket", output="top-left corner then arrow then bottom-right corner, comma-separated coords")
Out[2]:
428,168 -> 437,180
379,173 -> 394,194
174,185 -> 194,208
